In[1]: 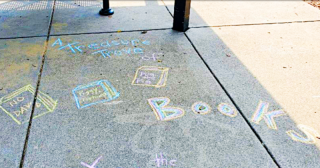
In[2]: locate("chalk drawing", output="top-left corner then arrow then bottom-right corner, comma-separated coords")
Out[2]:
141,53 -> 162,61
217,103 -> 237,117
251,101 -> 286,130
81,155 -> 102,168
58,42 -> 84,54
72,80 -> 120,109
147,97 -> 185,121
103,100 -> 123,105
51,38 -> 150,56
0,85 -> 57,125
132,66 -> 169,88
191,102 -> 212,115
151,153 -> 177,167
91,48 -> 144,58
88,43 -> 100,50
113,110 -> 238,167
51,38 -> 63,47
286,125 -> 320,144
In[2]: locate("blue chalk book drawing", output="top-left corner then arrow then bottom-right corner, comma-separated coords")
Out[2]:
72,80 -> 120,109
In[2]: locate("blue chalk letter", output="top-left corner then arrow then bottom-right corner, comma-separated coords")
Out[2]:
52,38 -> 63,47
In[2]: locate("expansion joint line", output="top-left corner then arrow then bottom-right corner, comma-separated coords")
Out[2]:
50,27 -> 172,37
190,20 -> 320,28
161,0 -> 173,17
19,0 -> 57,168
183,32 -> 281,168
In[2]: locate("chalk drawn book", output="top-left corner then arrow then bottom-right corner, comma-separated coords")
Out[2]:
0,85 -> 57,125
72,80 -> 120,109
132,66 -> 169,88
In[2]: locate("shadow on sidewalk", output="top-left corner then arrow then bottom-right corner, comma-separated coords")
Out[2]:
0,0 -> 319,167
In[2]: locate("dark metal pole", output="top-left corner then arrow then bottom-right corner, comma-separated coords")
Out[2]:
100,0 -> 114,16
173,0 -> 191,32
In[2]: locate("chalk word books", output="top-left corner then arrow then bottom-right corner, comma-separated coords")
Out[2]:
0,85 -> 57,125
72,80 -> 120,109
148,97 -> 319,144
132,66 -> 169,88
148,97 -> 237,122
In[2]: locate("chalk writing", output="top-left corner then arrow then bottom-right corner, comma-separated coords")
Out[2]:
251,101 -> 286,130
51,38 -> 63,47
217,103 -> 237,117
151,153 -> 176,167
72,80 -> 120,109
148,97 -> 185,121
92,48 -> 143,58
146,97 -> 318,145
191,102 -> 211,115
141,53 -> 162,61
51,38 -> 150,57
0,85 -> 57,125
58,42 -> 83,54
81,156 -> 102,168
132,66 -> 169,88
286,125 -> 320,144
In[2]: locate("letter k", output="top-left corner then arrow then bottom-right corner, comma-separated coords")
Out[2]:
251,101 -> 286,130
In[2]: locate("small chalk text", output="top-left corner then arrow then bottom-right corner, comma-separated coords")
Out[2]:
72,80 -> 120,109
51,38 -> 150,58
0,85 -> 57,125
151,153 -> 176,167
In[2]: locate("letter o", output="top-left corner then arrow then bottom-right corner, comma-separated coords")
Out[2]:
191,102 -> 212,115
217,103 -> 237,117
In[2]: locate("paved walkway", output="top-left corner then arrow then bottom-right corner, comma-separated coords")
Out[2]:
0,1 -> 320,167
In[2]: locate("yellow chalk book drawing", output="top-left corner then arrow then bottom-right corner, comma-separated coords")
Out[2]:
132,66 -> 169,88
0,84 -> 57,125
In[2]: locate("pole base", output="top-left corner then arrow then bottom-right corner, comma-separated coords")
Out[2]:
99,8 -> 114,16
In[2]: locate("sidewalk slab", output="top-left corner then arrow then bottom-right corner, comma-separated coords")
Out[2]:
0,1 -> 53,38
0,37 -> 46,167
23,30 -> 276,167
163,1 -> 320,27
51,0 -> 172,35
186,23 -> 320,167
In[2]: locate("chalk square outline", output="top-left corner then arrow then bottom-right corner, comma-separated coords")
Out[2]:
72,80 -> 120,109
0,84 -> 58,125
132,66 -> 169,88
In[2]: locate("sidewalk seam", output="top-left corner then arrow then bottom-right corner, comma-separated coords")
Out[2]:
0,28 -> 173,40
189,20 -> 320,28
183,32 -> 281,168
161,0 -> 173,17
0,35 -> 47,40
19,0 -> 57,167
49,27 -> 172,36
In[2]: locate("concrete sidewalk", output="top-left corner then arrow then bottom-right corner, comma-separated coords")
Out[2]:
0,1 -> 320,167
